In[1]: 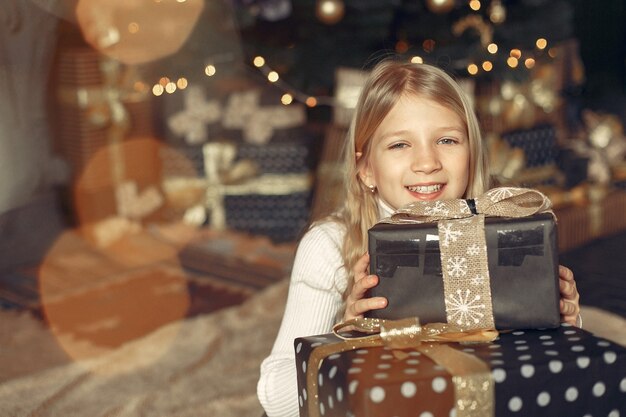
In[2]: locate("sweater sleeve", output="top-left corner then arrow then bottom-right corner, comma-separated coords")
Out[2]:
257,222 -> 347,417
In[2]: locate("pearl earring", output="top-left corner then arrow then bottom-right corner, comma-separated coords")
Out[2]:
368,184 -> 376,193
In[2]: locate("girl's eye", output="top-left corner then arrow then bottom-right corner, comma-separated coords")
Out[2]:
437,137 -> 458,145
388,142 -> 408,150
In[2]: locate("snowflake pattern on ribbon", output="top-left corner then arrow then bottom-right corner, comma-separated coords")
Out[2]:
459,199 -> 472,215
466,243 -> 481,256
438,213 -> 495,329
487,187 -> 515,202
440,223 -> 463,247
447,256 -> 468,277
446,289 -> 486,326
471,275 -> 486,286
425,201 -> 450,217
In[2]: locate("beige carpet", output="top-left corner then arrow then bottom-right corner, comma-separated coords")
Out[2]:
1,277 -> 625,416
0,279 -> 288,417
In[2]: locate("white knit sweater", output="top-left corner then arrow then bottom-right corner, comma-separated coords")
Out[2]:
257,201 -> 394,417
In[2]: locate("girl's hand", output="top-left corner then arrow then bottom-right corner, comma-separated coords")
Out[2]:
343,253 -> 388,321
558,265 -> 581,326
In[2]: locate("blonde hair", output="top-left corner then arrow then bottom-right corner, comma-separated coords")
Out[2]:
332,59 -> 490,296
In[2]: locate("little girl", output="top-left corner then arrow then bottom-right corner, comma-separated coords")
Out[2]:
257,59 -> 580,417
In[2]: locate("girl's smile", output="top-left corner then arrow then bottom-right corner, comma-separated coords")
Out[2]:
359,94 -> 470,209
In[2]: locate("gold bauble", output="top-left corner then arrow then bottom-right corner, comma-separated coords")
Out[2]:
426,0 -> 455,14
316,0 -> 345,25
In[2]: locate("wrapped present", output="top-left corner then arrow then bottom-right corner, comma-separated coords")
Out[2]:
178,228 -> 296,289
367,187 -> 560,330
162,142 -> 314,242
55,48 -> 163,227
224,190 -> 311,243
501,124 -> 557,168
295,319 -> 626,417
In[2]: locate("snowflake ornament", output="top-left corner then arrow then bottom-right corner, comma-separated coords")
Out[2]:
446,289 -> 486,326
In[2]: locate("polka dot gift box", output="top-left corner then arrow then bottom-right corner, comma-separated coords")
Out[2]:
294,324 -> 626,417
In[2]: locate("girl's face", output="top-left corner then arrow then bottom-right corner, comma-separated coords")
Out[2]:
359,94 -> 470,210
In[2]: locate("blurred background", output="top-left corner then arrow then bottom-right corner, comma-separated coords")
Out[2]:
0,2 -> 625,414
0,0 -> 625,378
1,0 -> 625,250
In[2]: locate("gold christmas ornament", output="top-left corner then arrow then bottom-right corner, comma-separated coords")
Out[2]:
315,0 -> 345,25
76,0 -> 204,65
426,0 -> 455,14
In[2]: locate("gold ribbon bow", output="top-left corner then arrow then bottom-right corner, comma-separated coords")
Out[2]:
389,187 -> 553,223
381,187 -> 553,330
305,317 -> 498,417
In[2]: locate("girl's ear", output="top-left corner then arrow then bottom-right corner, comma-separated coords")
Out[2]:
357,157 -> 374,188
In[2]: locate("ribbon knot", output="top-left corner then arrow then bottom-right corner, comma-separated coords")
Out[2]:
389,187 -> 553,224
333,317 -> 498,349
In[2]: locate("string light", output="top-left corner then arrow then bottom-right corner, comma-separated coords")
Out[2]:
253,56 -> 265,67
507,57 -> 519,68
281,94 -> 294,105
205,64 -> 216,77
250,55 -> 335,107
524,58 -> 536,69
152,84 -> 164,96
128,22 -> 140,34
267,71 -> 279,83
176,77 -> 188,89
134,81 -> 148,93
482,61 -> 493,72
423,39 -> 436,53
487,43 -> 498,54
510,48 -> 522,59
469,0 -> 481,11
467,63 -> 479,75
536,38 -> 548,50
410,56 -> 424,64
395,40 -> 409,54
165,82 -> 177,94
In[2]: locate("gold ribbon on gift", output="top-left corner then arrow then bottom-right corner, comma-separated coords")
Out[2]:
382,187 -> 553,330
305,317 -> 498,417
58,59 -> 148,184
202,142 -> 313,229
57,59 -> 161,219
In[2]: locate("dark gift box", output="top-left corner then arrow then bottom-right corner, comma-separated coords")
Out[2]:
367,212 -> 561,329
295,325 -> 626,417
224,191 -> 312,243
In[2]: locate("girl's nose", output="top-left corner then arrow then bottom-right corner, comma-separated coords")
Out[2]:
411,146 -> 442,174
